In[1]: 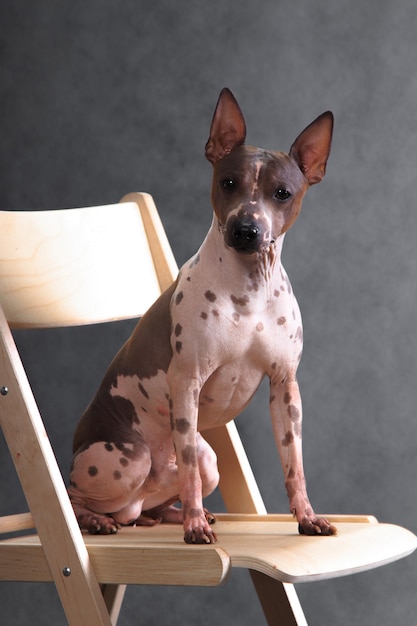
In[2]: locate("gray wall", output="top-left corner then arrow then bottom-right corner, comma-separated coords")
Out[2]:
1,1 -> 416,624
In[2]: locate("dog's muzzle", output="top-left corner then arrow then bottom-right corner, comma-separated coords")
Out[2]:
225,217 -> 265,254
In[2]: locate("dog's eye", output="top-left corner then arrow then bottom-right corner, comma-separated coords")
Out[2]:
274,188 -> 291,201
222,178 -> 236,191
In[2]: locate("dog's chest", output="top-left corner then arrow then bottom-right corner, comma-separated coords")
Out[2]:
172,252 -> 303,401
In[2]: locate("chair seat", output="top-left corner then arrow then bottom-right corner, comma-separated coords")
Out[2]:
1,514 -> 415,586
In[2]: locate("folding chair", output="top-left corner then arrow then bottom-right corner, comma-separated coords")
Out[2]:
0,192 -> 415,625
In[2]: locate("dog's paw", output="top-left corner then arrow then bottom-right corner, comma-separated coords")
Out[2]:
183,508 -> 217,544
203,507 -> 216,525
298,516 -> 337,536
78,513 -> 120,535
184,526 -> 217,544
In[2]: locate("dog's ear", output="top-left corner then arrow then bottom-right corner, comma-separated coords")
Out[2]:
290,111 -> 333,185
205,88 -> 247,165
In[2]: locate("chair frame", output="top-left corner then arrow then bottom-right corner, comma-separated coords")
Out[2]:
0,192 -> 415,625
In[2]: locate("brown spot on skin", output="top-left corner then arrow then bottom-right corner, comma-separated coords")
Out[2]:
119,457 -> 129,467
271,362 -> 277,369
200,311 -> 208,320
175,418 -> 191,434
205,290 -> 217,302
88,466 -> 98,477
231,294 -> 250,307
187,276 -> 191,281
285,479 -> 297,500
175,323 -> 182,337
104,443 -> 113,452
288,405 -> 300,421
282,431 -> 294,447
175,341 -> 182,354
175,291 -> 184,305
284,392 -> 291,404
232,312 -> 240,322
212,309 -> 219,316
186,507 -> 203,518
274,289 -> 280,298
138,382 -> 149,399
115,442 -> 145,460
277,316 -> 286,325
182,445 -> 197,466
256,322 -> 264,332
219,257 -> 223,263
113,470 -> 122,480
189,254 -> 200,268
295,327 -> 303,341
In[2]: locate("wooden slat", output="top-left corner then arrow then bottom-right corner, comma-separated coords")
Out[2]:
0,306 -> 112,625
120,192 -> 179,290
0,202 -> 161,328
203,422 -> 305,625
0,512 -> 35,534
1,516 -> 414,586
214,513 -> 379,524
0,534 -> 230,586
203,422 -> 267,514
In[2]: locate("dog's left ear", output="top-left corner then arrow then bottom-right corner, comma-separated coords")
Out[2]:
205,88 -> 247,165
290,111 -> 334,185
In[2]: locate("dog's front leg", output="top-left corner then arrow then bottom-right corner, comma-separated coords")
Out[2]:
167,370 -> 217,544
270,376 -> 336,535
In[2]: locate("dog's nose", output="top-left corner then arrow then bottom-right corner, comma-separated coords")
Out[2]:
232,221 -> 259,248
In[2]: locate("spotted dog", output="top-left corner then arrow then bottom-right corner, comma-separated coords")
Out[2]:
69,88 -> 336,543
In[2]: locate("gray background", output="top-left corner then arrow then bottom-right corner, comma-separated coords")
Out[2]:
0,1 -> 416,624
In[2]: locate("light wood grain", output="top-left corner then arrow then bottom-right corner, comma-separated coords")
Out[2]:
0,202 -> 163,327
0,306 -> 113,625
0,516 -> 415,585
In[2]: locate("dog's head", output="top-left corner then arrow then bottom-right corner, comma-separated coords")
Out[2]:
205,88 -> 333,255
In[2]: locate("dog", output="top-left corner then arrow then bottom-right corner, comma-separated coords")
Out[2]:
68,88 -> 336,543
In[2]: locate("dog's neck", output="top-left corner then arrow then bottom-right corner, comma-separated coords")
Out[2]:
196,216 -> 286,296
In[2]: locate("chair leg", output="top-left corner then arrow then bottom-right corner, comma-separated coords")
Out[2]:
203,423 -> 308,625
101,584 -> 127,625
250,571 -> 308,626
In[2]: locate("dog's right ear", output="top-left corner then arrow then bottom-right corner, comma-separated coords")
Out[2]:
205,88 -> 247,165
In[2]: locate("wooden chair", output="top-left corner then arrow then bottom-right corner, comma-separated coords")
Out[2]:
0,192 -> 415,625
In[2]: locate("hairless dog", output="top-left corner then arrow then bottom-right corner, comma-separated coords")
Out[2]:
69,88 -> 336,543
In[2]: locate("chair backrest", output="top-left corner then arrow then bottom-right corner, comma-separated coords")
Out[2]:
0,192 -> 178,328
0,192 -> 181,625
